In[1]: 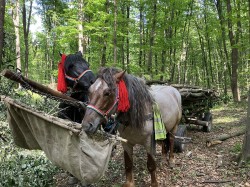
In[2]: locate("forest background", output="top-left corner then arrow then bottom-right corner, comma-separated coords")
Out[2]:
0,0 -> 249,102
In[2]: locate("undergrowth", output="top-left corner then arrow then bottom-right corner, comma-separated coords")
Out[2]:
0,78 -> 60,187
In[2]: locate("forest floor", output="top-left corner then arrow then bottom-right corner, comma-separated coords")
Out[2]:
55,102 -> 250,187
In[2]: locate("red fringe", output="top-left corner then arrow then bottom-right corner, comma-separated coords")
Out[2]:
57,54 -> 67,93
117,80 -> 130,112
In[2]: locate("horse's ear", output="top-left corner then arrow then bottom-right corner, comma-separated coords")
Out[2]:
77,51 -> 83,56
114,70 -> 126,82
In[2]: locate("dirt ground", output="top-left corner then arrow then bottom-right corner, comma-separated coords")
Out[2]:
55,103 -> 250,187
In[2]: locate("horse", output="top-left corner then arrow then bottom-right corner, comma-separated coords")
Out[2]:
57,51 -> 95,122
81,67 -> 182,187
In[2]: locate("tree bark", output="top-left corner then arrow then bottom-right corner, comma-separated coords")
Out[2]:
22,0 -> 33,78
113,0 -> 117,66
206,129 -> 245,147
126,4 -> 130,72
100,0 -> 109,67
139,1 -> 143,68
226,0 -> 241,102
240,88 -> 250,163
195,20 -> 210,88
78,0 -> 84,53
215,0 -> 232,96
147,0 -> 156,78
0,0 -> 5,69
12,0 -> 21,88
204,0 -> 213,84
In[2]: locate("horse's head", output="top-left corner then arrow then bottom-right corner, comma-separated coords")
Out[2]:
81,68 -> 126,133
63,51 -> 95,91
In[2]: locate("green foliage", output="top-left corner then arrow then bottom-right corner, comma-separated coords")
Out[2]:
0,79 -> 60,187
0,147 -> 59,187
231,142 -> 242,154
2,0 -> 249,98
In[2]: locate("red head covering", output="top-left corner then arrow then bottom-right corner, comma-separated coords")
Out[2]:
117,79 -> 130,112
57,54 -> 67,93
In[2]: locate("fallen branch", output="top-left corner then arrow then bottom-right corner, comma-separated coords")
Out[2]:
201,180 -> 231,184
1,69 -> 86,109
206,129 -> 245,147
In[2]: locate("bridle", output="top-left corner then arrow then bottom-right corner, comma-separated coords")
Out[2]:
86,85 -> 119,122
65,69 -> 93,89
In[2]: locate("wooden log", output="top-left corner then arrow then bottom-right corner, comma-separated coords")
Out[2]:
206,129 -> 245,147
1,69 -> 86,109
186,118 -> 209,126
146,80 -> 169,85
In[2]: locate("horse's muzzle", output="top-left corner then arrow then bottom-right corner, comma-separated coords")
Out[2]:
82,121 -> 97,134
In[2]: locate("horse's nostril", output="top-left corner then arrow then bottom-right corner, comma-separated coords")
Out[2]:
89,122 -> 94,128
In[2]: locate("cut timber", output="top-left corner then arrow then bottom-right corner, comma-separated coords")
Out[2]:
146,80 -> 169,85
1,69 -> 86,109
206,129 -> 245,147
187,118 -> 209,126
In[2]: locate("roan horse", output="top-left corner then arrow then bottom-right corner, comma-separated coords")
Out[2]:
57,51 -> 95,122
81,67 -> 182,187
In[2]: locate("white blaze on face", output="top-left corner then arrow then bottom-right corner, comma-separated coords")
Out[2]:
92,79 -> 102,91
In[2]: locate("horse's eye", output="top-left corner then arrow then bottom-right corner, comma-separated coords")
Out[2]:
103,89 -> 111,96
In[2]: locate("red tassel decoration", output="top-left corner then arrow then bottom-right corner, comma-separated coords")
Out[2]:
57,54 -> 67,93
117,79 -> 130,112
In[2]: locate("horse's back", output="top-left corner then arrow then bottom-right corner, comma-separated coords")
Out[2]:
150,85 -> 182,132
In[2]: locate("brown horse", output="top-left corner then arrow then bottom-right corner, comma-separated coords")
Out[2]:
81,68 -> 182,187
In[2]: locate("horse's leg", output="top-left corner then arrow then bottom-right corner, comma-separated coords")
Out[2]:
169,127 -> 177,168
147,153 -> 158,187
122,144 -> 134,187
161,134 -> 170,160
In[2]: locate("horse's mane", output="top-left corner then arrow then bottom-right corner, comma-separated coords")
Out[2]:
97,67 -> 154,128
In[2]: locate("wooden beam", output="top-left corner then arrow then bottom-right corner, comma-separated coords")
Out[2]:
1,69 -> 86,109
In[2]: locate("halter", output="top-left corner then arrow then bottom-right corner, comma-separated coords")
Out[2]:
86,86 -> 119,122
65,69 -> 93,88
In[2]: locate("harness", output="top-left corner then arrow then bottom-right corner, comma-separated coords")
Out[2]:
65,69 -> 93,89
86,87 -> 119,122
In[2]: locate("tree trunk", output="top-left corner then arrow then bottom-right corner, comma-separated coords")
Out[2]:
100,0 -> 109,67
147,0 -> 157,78
204,0 -> 213,84
0,0 -> 5,69
240,88 -> 250,163
126,4 -> 130,72
12,0 -> 21,88
113,0 -> 117,66
22,0 -> 33,78
226,0 -> 241,102
215,0 -> 231,96
195,20 -> 210,88
139,1 -> 143,68
78,0 -> 84,53
206,129 -> 246,147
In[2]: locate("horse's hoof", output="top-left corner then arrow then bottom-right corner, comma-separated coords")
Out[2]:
122,182 -> 135,187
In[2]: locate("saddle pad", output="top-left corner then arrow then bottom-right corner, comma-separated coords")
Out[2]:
153,103 -> 166,140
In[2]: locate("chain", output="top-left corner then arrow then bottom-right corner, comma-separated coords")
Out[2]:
14,70 -> 87,109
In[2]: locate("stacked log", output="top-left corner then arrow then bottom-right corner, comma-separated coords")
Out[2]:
146,81 -> 219,115
173,84 -> 218,114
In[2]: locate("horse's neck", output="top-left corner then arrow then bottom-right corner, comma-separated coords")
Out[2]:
116,104 -> 152,127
